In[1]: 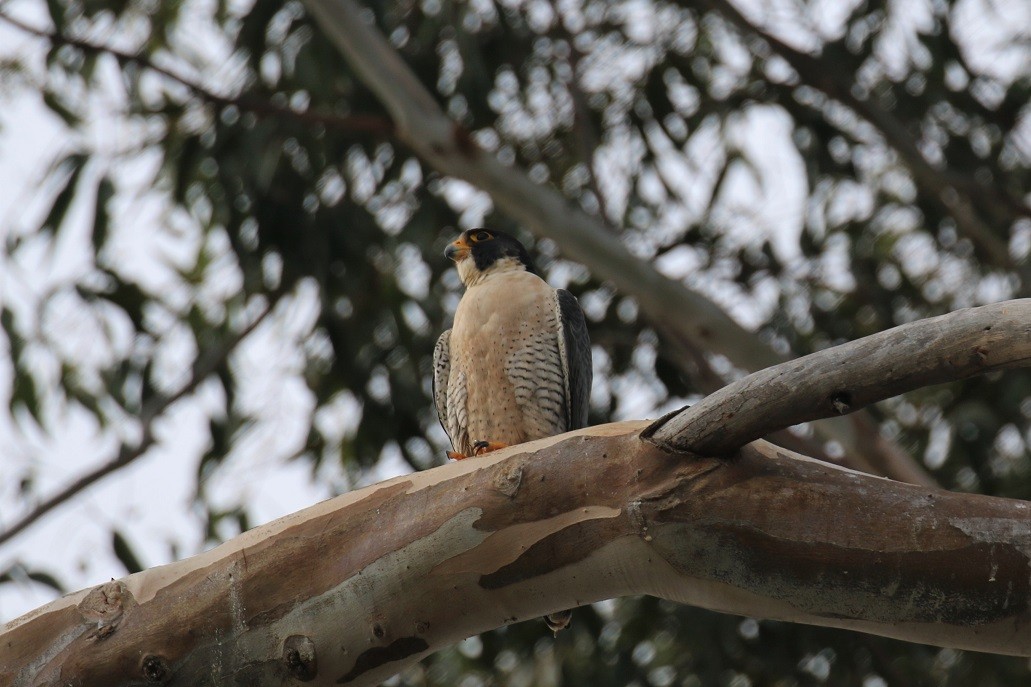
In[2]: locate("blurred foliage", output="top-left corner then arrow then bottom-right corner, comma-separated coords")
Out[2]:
1,0 -> 1030,683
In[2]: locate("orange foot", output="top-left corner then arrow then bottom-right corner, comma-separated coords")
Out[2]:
446,441 -> 510,461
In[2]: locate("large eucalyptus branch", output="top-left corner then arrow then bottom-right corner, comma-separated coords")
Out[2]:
300,0 -> 936,487
3,301 -> 1030,686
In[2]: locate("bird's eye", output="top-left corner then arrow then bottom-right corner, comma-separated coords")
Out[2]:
471,231 -> 493,242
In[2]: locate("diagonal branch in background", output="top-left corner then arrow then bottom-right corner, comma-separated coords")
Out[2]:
0,11 -> 394,139
6,301 -> 1031,684
557,26 -> 612,222
300,0 -> 937,487
693,0 -> 1030,279
0,299 -> 278,549
645,299 -> 1031,453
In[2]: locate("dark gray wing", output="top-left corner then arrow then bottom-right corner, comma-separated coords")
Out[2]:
432,329 -> 453,442
556,290 -> 592,430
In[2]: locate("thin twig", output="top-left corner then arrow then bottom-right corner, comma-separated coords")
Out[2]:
692,0 -> 1029,275
562,33 -> 611,222
0,10 -> 394,138
0,299 -> 279,548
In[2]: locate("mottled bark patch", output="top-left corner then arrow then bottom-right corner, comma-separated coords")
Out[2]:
479,518 -> 626,589
697,524 -> 1029,625
336,636 -> 428,683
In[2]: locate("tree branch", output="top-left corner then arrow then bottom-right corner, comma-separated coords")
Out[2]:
561,31 -> 611,221
6,302 -> 1031,683
299,0 -> 937,487
649,322 -> 877,476
0,301 -> 277,548
693,0 -> 1029,276
644,299 -> 1031,454
0,11 -> 394,138
3,423 -> 1029,686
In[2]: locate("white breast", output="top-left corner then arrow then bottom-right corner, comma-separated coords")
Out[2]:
445,270 -> 567,455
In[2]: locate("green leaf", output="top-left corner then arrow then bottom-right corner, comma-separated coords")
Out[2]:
238,1 -> 282,70
1,307 -> 24,361
0,564 -> 64,592
91,175 -> 115,253
94,271 -> 148,331
41,153 -> 88,238
209,416 -> 230,458
44,0 -> 64,31
27,570 -> 64,592
42,89 -> 81,127
112,530 -> 144,574
203,507 -> 250,543
10,367 -> 41,423
172,135 -> 201,203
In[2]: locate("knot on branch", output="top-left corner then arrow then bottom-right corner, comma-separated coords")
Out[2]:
493,465 -> 524,498
78,580 -> 135,640
141,654 -> 169,683
830,392 -> 852,415
283,634 -> 318,681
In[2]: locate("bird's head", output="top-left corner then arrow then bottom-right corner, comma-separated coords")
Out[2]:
445,229 -> 537,286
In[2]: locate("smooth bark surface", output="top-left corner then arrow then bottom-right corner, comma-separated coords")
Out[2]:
3,423 -> 1030,686
647,300 -> 1031,454
300,0 -> 935,487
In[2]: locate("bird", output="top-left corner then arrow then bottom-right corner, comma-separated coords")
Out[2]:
433,228 -> 591,634
433,228 -> 592,459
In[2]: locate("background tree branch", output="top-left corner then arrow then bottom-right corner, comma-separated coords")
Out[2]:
0,297 -> 278,548
647,299 -> 1031,454
0,11 -> 395,139
694,0 -> 1029,280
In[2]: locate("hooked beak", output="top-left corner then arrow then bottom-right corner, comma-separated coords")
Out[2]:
445,236 -> 470,262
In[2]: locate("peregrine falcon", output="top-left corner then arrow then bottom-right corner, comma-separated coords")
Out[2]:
433,228 -> 592,459
433,228 -> 592,633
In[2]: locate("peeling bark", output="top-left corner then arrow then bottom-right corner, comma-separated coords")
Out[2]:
3,422 -> 1030,686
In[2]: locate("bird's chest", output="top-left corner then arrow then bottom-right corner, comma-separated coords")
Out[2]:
450,276 -> 557,374
447,275 -> 561,444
